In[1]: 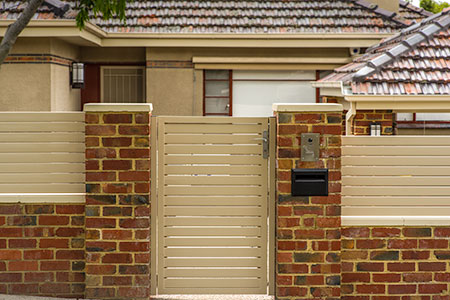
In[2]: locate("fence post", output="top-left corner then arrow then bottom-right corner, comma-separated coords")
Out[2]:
84,104 -> 152,300
273,103 -> 343,299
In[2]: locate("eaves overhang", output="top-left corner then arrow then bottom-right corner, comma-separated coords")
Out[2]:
311,81 -> 345,97
0,20 -> 392,48
344,95 -> 450,112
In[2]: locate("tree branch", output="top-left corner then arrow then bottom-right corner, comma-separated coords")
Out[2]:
0,0 -> 45,67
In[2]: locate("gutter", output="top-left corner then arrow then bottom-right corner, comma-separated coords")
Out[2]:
0,20 -> 392,48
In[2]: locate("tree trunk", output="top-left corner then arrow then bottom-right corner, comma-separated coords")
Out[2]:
0,0 -> 45,67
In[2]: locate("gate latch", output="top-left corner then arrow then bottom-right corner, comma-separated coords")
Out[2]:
254,130 -> 269,159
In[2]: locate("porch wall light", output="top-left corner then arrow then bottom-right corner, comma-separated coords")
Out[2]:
71,62 -> 84,89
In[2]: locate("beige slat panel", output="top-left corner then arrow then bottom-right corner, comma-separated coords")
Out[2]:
343,196 -> 450,206
165,145 -> 261,155
343,146 -> 450,156
343,186 -> 450,196
342,156 -> 449,166
165,217 -> 261,226
165,197 -> 263,206
0,163 -> 84,173
0,173 -> 84,183
160,287 -> 265,294
164,258 -> 262,267
164,207 -> 263,216
163,116 -> 266,124
164,248 -> 262,257
0,133 -> 85,142
343,206 -> 450,216
165,134 -> 261,144
164,124 -> 262,134
164,227 -> 261,237
0,112 -> 84,122
164,166 -> 263,175
165,268 -> 261,277
342,166 -> 450,176
0,122 -> 85,132
165,237 -> 261,247
0,143 -> 85,153
0,184 -> 85,193
164,186 -> 263,196
165,155 -> 262,165
0,153 -> 85,163
343,176 -> 450,186
158,116 -> 268,294
165,176 -> 262,186
342,136 -> 450,146
164,279 -> 261,289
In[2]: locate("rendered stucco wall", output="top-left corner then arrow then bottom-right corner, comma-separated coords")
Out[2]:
0,38 -> 80,111
0,64 -> 52,111
369,0 -> 399,12
146,47 -> 350,116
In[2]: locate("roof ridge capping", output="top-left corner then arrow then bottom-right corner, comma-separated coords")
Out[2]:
366,8 -> 446,52
353,0 -> 409,27
353,10 -> 450,82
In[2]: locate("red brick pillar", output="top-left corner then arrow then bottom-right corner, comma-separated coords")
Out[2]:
274,103 -> 343,299
84,104 -> 152,300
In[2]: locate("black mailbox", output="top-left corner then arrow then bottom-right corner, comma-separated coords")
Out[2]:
291,169 -> 328,196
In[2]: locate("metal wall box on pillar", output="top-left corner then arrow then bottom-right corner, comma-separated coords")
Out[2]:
291,169 -> 328,196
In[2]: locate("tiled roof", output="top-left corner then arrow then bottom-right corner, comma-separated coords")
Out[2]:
398,0 -> 433,23
0,0 -> 412,34
319,9 -> 450,95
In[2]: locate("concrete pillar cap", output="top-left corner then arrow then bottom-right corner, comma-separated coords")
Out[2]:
84,103 -> 153,112
272,103 -> 343,112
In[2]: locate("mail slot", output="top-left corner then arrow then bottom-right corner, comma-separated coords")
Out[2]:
291,169 -> 328,196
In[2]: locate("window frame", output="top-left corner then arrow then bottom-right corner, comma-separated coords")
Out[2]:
100,65 -> 146,104
397,113 -> 450,127
202,69 -> 322,116
203,70 -> 233,116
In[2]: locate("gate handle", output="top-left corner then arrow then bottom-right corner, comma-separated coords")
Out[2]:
253,137 -> 268,142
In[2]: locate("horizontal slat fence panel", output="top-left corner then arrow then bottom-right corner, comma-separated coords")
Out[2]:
0,112 -> 85,201
342,136 -> 450,225
157,116 -> 268,294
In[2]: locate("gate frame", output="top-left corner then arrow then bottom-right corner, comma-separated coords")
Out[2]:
150,116 -> 276,296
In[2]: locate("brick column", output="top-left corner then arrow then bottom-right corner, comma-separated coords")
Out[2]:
274,103 -> 343,300
84,104 -> 152,300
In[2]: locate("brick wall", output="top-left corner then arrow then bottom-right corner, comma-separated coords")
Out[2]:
353,110 -> 395,135
84,105 -> 151,300
342,226 -> 450,299
275,105 -> 343,300
0,203 -> 85,297
322,97 -> 395,135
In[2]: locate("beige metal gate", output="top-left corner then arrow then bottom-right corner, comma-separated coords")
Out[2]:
151,117 -> 275,295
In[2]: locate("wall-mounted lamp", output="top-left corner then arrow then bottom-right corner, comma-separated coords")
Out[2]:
370,122 -> 381,136
71,62 -> 84,89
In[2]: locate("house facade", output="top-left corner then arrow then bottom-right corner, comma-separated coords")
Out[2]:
316,6 -> 450,134
0,0 -> 430,116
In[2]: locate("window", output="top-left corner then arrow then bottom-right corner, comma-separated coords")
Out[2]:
232,70 -> 317,117
101,66 -> 145,103
203,70 -> 232,116
203,70 -> 322,117
397,113 -> 450,122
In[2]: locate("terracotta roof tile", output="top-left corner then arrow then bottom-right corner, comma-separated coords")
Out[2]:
0,0 -> 411,34
320,10 -> 450,95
